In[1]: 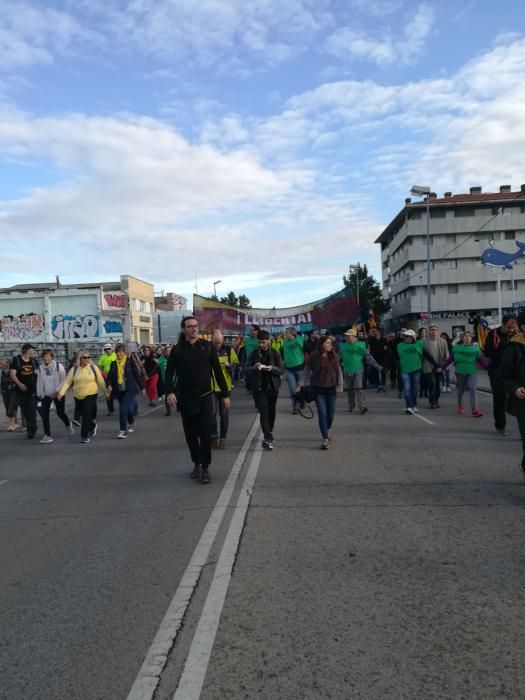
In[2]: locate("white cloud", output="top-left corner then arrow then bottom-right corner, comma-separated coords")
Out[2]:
326,4 -> 434,66
0,2 -> 96,70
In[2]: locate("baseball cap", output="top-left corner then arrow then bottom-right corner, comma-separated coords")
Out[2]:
21,343 -> 36,352
344,328 -> 356,336
103,343 -> 113,350
402,329 -> 416,339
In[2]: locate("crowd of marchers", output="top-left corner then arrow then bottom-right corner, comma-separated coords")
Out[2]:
2,311 -> 525,482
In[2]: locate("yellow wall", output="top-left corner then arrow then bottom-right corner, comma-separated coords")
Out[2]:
121,275 -> 155,344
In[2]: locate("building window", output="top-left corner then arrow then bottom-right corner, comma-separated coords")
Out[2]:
410,210 -> 422,220
503,280 -> 518,291
447,260 -> 458,268
455,208 -> 471,218
502,206 -> 522,215
448,284 -> 458,294
474,208 -> 493,216
430,208 -> 446,219
505,231 -> 516,240
476,282 -> 497,292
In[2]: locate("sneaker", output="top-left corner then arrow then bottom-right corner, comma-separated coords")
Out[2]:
72,419 -> 81,427
412,407 -> 419,413
40,435 -> 54,444
321,439 -> 329,450
190,464 -> 201,479
128,422 -> 136,433
90,422 -> 97,437
67,424 -> 75,436
406,407 -> 414,415
106,411 -> 114,417
148,401 -> 156,407
472,409 -> 483,417
262,439 -> 273,450
496,428 -> 507,436
218,439 -> 227,449
6,425 -> 17,432
359,407 -> 368,415
457,405 -> 464,414
348,407 -> 353,412
292,409 -> 298,415
81,437 -> 90,444
201,468 -> 211,484
117,430 -> 128,439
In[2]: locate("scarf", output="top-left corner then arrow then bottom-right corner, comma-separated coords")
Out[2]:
117,356 -> 126,385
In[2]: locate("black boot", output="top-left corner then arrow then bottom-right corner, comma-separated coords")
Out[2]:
190,464 -> 200,479
201,467 -> 211,484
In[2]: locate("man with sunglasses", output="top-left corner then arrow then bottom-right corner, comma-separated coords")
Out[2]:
165,316 -> 229,484
57,351 -> 109,443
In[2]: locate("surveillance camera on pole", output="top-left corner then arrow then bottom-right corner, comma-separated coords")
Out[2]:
410,185 -> 431,196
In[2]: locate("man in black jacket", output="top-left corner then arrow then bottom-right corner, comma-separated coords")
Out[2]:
500,310 -> 525,476
165,316 -> 229,484
484,314 -> 517,435
244,330 -> 284,450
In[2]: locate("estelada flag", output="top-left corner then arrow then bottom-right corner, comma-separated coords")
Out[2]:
368,309 -> 377,328
477,317 -> 489,349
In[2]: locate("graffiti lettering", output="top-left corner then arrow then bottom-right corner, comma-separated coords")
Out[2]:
104,293 -> 127,308
0,314 -> 44,341
103,320 -> 122,333
52,314 -> 99,340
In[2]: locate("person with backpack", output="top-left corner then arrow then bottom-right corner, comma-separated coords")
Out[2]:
210,329 -> 238,448
9,342 -> 39,439
36,348 -> 74,443
98,343 -> 116,416
165,316 -> 230,484
57,349 -> 109,443
107,343 -> 145,439
244,329 -> 285,450
500,310 -> 525,478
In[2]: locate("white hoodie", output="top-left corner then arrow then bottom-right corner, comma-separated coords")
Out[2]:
37,361 -> 66,398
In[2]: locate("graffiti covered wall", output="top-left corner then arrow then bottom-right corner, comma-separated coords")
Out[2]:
0,313 -> 45,342
51,314 -> 100,340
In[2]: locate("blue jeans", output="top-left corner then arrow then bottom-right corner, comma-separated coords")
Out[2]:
315,392 -> 336,439
286,368 -> 303,410
118,391 -> 136,431
401,371 -> 420,409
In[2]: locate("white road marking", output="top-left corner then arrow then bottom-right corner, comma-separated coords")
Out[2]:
413,412 -> 436,426
173,438 -> 264,700
0,480 -> 8,487
126,415 -> 260,700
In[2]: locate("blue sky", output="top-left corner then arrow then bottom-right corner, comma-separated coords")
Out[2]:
1,0 -> 525,307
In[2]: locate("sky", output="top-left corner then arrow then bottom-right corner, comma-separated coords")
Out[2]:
1,0 -> 525,308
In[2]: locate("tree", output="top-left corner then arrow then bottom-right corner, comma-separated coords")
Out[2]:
218,291 -> 252,309
237,294 -> 252,309
343,263 -> 390,320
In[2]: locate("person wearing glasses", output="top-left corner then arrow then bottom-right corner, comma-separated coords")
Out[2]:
165,316 -> 229,484
57,350 -> 109,443
244,329 -> 285,450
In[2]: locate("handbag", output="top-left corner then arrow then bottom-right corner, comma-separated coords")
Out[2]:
297,385 -> 315,419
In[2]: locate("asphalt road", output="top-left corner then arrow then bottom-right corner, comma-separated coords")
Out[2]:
1,385 -> 524,700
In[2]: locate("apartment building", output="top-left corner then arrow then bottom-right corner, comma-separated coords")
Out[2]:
375,185 -> 525,335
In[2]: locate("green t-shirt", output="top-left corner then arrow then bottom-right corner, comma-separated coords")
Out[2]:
340,341 -> 367,373
98,352 -> 116,374
397,340 -> 424,373
157,355 -> 168,380
244,336 -> 259,358
452,344 -> 481,375
283,335 -> 305,369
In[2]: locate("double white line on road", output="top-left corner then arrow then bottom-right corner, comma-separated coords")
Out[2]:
127,415 -> 261,700
174,435 -> 264,699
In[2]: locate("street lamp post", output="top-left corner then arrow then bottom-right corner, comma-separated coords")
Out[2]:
410,185 -> 432,326
213,279 -> 222,298
349,263 -> 360,308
